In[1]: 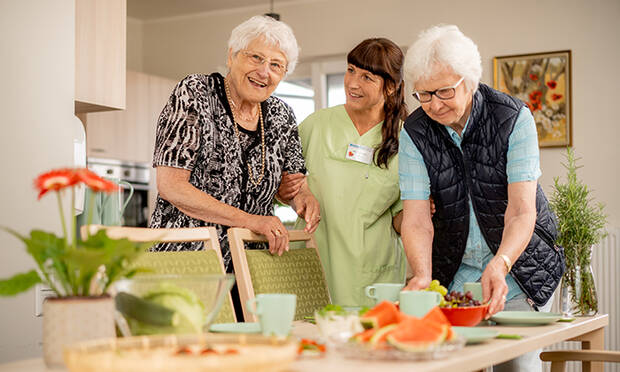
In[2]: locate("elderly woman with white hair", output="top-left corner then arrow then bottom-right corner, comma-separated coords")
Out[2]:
150,15 -> 320,271
399,24 -> 564,372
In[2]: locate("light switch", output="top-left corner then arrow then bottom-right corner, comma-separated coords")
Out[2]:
35,284 -> 57,317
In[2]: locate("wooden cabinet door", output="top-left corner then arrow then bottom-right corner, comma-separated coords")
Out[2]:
75,0 -> 126,113
85,109 -> 120,158
85,71 -> 177,163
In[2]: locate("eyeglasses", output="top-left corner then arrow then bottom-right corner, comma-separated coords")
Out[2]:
241,50 -> 287,76
412,77 -> 465,103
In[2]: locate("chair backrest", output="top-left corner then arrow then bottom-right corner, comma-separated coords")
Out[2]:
227,227 -> 331,322
81,225 -> 236,323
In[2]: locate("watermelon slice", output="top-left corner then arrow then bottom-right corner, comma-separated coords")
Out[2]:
360,301 -> 400,329
386,316 -> 449,351
351,328 -> 376,343
422,306 -> 450,325
422,306 -> 456,340
368,324 -> 398,349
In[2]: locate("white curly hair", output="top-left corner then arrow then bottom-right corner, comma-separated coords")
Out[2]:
404,25 -> 481,91
227,15 -> 300,75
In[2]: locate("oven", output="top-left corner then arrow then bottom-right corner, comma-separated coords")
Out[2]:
87,158 -> 152,227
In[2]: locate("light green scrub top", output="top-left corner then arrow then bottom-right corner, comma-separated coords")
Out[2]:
294,105 -> 405,307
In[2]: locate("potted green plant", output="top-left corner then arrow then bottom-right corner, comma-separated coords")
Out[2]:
0,168 -> 153,367
550,148 -> 607,316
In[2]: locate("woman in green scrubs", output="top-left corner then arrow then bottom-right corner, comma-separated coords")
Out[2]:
278,38 -> 408,306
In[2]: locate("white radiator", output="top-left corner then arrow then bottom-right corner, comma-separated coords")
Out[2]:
543,227 -> 620,372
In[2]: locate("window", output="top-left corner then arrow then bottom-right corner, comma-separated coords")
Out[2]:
273,78 -> 314,124
271,61 -> 347,227
326,73 -> 345,107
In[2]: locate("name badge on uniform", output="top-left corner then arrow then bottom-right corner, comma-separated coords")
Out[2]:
346,143 -> 374,164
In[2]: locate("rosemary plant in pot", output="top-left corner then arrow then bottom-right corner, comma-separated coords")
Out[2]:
0,168 -> 152,367
550,149 -> 607,316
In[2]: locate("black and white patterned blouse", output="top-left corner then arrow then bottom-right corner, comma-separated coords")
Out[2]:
149,73 -> 306,272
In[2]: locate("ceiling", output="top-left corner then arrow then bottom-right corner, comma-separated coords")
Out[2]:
127,0 -> 294,21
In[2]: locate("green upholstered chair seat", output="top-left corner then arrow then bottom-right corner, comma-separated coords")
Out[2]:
245,248 -> 330,320
132,251 -> 235,324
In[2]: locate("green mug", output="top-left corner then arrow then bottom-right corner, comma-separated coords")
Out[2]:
399,290 -> 442,317
463,282 -> 483,302
247,294 -> 296,336
364,283 -> 403,304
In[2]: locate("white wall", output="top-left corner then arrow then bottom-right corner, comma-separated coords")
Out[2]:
127,17 -> 144,72
0,0 -> 76,362
136,0 -> 620,228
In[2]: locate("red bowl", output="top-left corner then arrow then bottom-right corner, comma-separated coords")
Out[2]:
440,304 -> 489,326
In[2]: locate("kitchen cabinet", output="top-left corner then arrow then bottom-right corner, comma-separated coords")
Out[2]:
84,70 -> 177,163
75,0 -> 126,113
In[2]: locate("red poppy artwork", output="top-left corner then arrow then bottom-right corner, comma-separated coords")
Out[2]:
494,50 -> 572,147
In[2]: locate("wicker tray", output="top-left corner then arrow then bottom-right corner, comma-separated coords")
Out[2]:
63,333 -> 298,372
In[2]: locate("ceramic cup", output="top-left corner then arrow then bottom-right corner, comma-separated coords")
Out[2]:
364,283 -> 404,304
247,293 -> 296,336
463,282 -> 483,302
399,290 -> 442,317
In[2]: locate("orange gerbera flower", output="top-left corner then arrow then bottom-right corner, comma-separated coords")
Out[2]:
34,169 -> 78,199
75,169 -> 118,193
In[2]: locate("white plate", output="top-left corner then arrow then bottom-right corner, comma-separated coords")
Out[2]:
490,311 -> 562,325
452,327 -> 499,344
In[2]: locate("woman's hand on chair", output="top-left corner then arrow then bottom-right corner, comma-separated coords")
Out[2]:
245,215 -> 289,256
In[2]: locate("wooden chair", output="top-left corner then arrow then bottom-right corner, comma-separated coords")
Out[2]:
82,225 -> 236,323
540,350 -> 620,372
227,227 -> 331,322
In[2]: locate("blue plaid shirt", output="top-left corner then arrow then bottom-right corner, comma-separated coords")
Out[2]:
399,106 -> 541,299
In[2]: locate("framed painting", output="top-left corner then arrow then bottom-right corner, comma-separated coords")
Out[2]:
493,50 -> 572,147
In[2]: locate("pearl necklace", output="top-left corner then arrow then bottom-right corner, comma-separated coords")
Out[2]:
224,78 -> 266,186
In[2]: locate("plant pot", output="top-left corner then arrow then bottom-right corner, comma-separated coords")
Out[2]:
560,254 -> 598,317
42,295 -> 115,367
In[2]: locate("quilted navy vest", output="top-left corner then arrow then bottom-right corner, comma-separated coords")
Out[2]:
403,83 -> 565,307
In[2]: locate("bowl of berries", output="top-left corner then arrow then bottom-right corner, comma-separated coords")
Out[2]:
439,290 -> 488,327
424,280 -> 488,327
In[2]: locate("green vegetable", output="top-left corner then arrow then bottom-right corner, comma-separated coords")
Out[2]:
558,317 -> 576,323
496,333 -> 522,340
317,304 -> 347,317
317,304 -> 370,317
125,282 -> 205,335
115,291 -> 178,326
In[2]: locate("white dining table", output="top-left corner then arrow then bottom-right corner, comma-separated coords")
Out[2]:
0,314 -> 608,372
290,314 -> 609,372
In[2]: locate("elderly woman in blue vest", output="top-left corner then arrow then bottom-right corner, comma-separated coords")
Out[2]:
399,25 -> 564,372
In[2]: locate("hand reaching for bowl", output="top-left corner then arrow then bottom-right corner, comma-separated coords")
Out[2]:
481,257 -> 509,318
